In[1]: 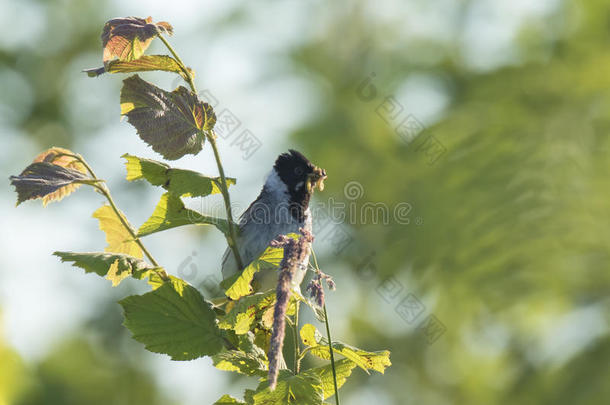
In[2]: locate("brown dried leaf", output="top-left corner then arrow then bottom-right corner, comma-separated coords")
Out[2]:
101,16 -> 173,62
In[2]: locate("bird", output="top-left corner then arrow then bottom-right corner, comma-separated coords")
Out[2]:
221,149 -> 326,291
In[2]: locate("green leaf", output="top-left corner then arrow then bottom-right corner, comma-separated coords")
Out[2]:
213,395 -> 246,404
137,192 -> 229,237
120,75 -> 216,160
218,291 -> 276,334
302,359 -> 357,400
53,251 -> 155,286
9,161 -> 98,206
120,278 -> 224,360
84,55 -> 190,79
122,154 -> 235,197
212,350 -> 268,377
93,205 -> 143,259
252,370 -> 324,405
222,238 -> 294,300
101,16 -> 172,63
300,324 -> 391,374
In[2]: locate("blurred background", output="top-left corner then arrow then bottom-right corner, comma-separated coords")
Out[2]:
1,0 -> 609,404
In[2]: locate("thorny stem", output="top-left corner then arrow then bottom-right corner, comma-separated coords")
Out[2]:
64,153 -> 168,281
311,248 -> 340,405
158,33 -> 244,271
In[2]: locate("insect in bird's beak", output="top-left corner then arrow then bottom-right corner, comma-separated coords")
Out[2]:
307,167 -> 327,193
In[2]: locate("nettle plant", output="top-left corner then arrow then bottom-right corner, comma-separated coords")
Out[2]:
9,17 -> 390,404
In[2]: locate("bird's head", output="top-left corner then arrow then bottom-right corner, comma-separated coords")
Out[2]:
273,150 -> 327,197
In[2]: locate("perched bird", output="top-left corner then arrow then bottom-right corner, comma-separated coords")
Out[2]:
221,150 -> 326,291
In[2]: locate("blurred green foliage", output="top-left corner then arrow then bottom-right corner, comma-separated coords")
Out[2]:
2,0 -> 610,404
288,0 -> 610,403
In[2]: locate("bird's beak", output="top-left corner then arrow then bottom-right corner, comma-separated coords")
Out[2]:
308,167 -> 327,193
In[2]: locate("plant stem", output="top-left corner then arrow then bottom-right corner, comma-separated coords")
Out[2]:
157,33 -> 198,93
158,34 -> 244,271
65,153 -> 168,280
311,248 -> 339,404
324,304 -> 340,405
293,300 -> 301,374
207,130 -> 244,270
95,185 -> 162,268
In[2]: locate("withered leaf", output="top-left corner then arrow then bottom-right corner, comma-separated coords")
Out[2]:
9,162 -> 96,206
102,16 -> 173,62
121,75 -> 216,160
84,55 -> 191,80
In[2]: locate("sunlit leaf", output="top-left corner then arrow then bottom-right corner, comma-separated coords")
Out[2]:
93,205 -> 143,258
120,277 -> 224,360
53,251 -> 156,286
212,350 -> 268,377
84,55 -> 191,79
101,16 -> 172,62
252,370 -> 324,404
218,291 -> 276,334
300,324 -> 391,374
137,192 -> 229,237
122,154 -> 234,197
221,235 -> 299,300
9,162 -> 98,206
302,359 -> 357,400
213,395 -> 246,404
120,75 -> 216,160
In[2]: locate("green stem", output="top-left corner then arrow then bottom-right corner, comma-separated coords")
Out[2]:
323,304 -> 340,405
157,33 -> 198,93
207,130 -> 244,270
66,154 -> 168,280
158,34 -> 244,271
95,185 -> 162,269
293,300 -> 301,374
311,248 -> 339,404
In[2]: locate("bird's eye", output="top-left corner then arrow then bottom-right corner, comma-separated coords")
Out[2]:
295,167 -> 303,175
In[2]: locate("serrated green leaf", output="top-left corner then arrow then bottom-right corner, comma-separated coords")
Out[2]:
218,292 -> 276,334
93,205 -> 143,259
252,370 -> 324,405
101,16 -> 172,63
137,192 -> 229,237
213,395 -> 246,404
302,359 -> 357,400
120,278 -> 224,360
53,251 -> 155,286
212,350 -> 268,377
122,154 -> 235,197
300,324 -> 391,374
120,75 -> 216,160
9,162 -> 97,206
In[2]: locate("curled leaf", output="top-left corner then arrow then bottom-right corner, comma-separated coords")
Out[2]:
9,162 -> 96,206
102,16 -> 172,62
84,55 -> 192,80
54,251 -> 157,286
121,75 -> 216,160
